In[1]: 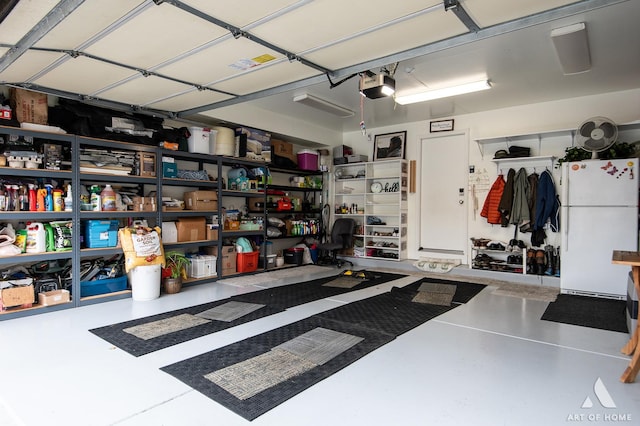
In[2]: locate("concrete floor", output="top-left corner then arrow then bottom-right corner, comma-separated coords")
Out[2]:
0,265 -> 638,426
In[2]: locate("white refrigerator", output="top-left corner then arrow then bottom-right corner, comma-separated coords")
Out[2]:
560,158 -> 639,298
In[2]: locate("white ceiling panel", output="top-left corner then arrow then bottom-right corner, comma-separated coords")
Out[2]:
32,57 -> 136,96
180,0 -> 303,28
305,10 -> 466,69
250,0 -> 442,54
157,37 -> 285,87
33,0 -> 149,50
97,76 -> 193,106
146,90 -> 233,111
212,61 -> 320,96
0,50 -> 65,83
84,3 -> 228,69
0,0 -> 59,44
464,0 -> 579,27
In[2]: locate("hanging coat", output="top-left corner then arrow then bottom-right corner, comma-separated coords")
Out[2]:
532,169 -> 560,246
480,175 -> 505,224
510,168 -> 530,226
498,168 -> 516,227
520,172 -> 538,233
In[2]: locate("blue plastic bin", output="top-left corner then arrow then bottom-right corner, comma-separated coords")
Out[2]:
81,275 -> 127,297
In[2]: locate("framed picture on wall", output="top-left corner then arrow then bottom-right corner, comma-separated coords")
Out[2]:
373,131 -> 406,161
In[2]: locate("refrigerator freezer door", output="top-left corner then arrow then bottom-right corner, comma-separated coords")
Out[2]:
560,205 -> 638,297
563,158 -> 638,206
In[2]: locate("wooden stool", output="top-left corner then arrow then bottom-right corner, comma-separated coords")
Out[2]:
612,250 -> 640,383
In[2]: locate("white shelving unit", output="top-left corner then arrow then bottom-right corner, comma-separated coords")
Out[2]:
333,160 -> 407,261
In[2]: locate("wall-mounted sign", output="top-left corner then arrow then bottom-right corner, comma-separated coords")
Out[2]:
430,119 -> 454,133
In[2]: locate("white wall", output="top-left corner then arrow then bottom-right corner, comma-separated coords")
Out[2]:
341,88 -> 640,262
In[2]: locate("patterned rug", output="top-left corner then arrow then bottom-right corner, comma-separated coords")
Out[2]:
90,271 -> 408,356
161,279 -> 486,420
217,265 -> 334,287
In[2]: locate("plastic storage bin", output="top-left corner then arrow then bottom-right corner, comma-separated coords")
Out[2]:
237,251 -> 259,273
188,255 -> 217,278
187,127 -> 218,154
84,220 -> 119,248
297,149 -> 319,171
284,247 -> 304,265
81,275 -> 127,297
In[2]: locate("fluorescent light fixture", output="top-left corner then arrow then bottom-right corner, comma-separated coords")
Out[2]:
394,80 -> 491,105
293,93 -> 355,118
359,74 -> 395,99
550,22 -> 591,75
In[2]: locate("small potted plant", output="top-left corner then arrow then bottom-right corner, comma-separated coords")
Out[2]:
161,251 -> 191,294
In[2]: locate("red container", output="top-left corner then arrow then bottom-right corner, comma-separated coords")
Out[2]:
237,251 -> 259,273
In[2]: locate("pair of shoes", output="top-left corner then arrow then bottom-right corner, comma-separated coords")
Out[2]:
507,239 -> 527,252
507,254 -> 523,265
471,238 -> 490,248
487,241 -> 506,251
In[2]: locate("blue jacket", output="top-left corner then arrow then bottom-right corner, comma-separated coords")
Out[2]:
534,170 -> 559,232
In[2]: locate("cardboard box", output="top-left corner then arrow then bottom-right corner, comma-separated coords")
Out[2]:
204,245 -> 237,275
138,152 -> 156,177
38,289 -> 70,306
131,196 -> 156,212
176,217 -> 207,241
0,284 -> 35,310
10,88 -> 48,124
206,225 -> 218,241
184,190 -> 218,211
271,139 -> 297,163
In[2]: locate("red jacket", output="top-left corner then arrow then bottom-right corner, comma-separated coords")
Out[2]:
481,175 -> 506,224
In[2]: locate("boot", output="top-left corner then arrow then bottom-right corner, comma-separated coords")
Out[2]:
544,245 -> 555,275
535,250 -> 546,275
554,246 -> 561,277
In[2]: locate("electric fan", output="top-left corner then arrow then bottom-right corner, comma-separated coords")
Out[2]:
574,117 -> 618,159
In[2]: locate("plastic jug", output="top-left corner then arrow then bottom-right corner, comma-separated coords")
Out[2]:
26,222 -> 47,253
101,184 -> 116,211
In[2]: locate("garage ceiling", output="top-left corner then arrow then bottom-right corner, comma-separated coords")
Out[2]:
0,0 -> 638,135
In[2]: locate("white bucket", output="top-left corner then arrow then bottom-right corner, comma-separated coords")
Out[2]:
128,264 -> 161,301
213,126 -> 235,156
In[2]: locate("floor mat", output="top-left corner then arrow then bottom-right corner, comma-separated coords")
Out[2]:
541,294 -> 628,333
231,271 -> 407,309
90,272 -> 408,356
161,316 -> 394,421
161,279 -> 485,420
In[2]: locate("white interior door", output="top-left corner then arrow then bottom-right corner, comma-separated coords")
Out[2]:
420,132 -> 468,256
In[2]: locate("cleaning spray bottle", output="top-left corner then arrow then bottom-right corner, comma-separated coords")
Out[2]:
37,185 -> 47,212
90,185 -> 101,211
28,184 -> 37,212
64,183 -> 73,212
44,184 -> 54,211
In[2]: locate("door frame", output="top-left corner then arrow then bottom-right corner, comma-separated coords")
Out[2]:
416,129 -> 469,262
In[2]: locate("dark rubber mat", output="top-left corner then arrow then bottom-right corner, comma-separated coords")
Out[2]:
541,293 -> 628,333
90,272 -> 408,357
161,279 -> 485,420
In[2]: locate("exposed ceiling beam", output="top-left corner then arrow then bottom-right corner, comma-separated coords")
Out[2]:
444,0 -> 481,32
0,0 -> 86,73
178,0 -> 624,117
159,0 -> 333,75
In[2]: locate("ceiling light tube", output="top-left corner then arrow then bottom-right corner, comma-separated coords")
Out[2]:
293,93 -> 355,118
395,80 -> 491,105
